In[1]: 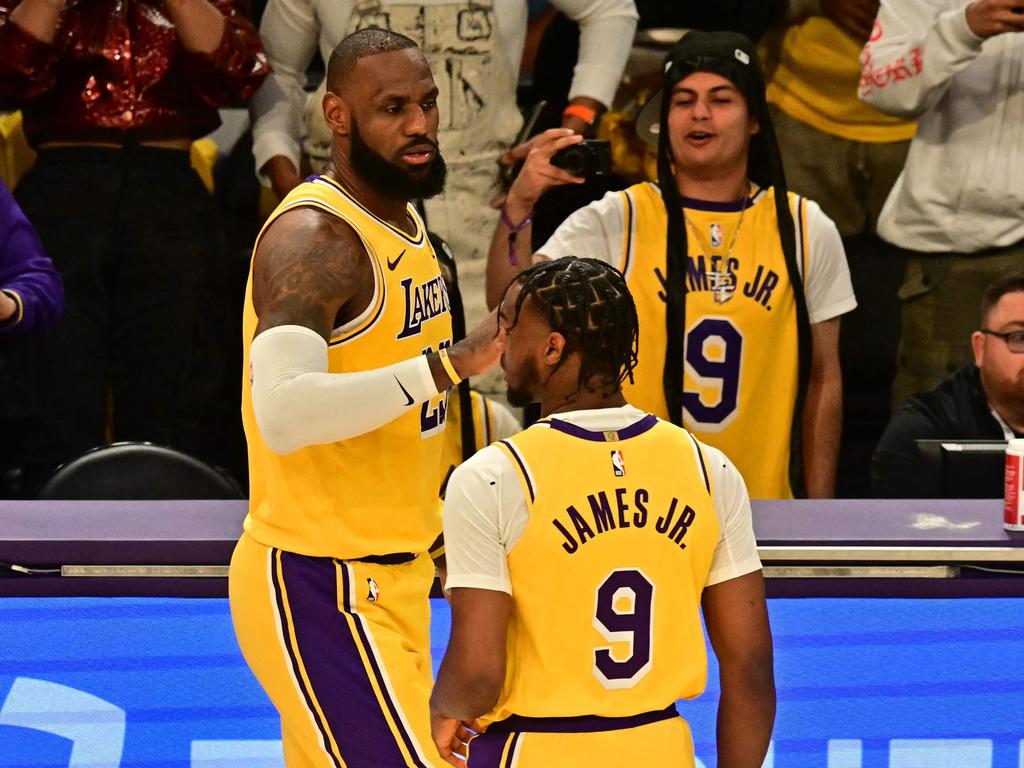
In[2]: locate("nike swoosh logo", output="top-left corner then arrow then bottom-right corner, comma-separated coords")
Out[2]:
387,249 -> 406,271
395,375 -> 414,406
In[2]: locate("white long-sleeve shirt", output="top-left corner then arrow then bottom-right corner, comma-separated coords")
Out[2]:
250,0 -> 638,179
859,1 -> 1024,253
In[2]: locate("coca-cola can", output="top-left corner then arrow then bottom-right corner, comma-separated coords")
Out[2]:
1005,438 -> 1024,531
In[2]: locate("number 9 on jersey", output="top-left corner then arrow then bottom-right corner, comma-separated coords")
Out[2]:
592,568 -> 655,689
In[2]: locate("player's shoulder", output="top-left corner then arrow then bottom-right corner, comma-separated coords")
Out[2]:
644,419 -> 723,469
683,433 -> 746,489
692,438 -> 741,476
687,440 -> 752,531
251,203 -> 373,332
450,441 -> 520,487
254,205 -> 366,288
257,204 -> 364,274
274,199 -> 361,238
641,424 -> 750,515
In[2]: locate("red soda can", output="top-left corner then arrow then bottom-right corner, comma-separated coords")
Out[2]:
1005,438 -> 1024,531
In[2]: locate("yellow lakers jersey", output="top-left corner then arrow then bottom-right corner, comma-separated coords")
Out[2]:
483,414 -> 720,725
241,175 -> 453,559
618,182 -> 806,499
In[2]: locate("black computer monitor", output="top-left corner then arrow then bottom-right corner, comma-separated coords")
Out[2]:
913,439 -> 1007,498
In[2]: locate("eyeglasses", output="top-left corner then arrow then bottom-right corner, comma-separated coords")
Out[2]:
980,329 -> 1024,353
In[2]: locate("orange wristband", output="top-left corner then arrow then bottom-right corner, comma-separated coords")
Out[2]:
563,103 -> 598,126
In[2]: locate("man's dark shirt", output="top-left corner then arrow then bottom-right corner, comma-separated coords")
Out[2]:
871,365 -> 1021,498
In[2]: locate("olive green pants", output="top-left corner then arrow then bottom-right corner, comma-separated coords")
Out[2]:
769,104 -> 910,237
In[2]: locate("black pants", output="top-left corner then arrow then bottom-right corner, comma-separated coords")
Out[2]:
2,146 -> 240,494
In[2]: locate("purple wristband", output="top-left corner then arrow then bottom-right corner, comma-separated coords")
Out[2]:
500,204 -> 534,266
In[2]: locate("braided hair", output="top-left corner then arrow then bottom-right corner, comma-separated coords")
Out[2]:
504,257 -> 639,397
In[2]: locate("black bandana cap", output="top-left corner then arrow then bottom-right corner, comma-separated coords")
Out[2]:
636,30 -> 767,147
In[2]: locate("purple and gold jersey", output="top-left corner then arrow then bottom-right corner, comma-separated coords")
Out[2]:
241,175 -> 453,559
483,414 -> 720,726
619,182 -> 807,499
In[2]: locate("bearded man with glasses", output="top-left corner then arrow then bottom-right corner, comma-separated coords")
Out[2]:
872,272 -> 1024,497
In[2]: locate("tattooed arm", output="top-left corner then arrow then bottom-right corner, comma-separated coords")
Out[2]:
248,209 -> 504,453
252,207 -> 372,340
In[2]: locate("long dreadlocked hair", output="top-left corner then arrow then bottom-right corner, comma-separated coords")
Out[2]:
504,257 -> 639,397
655,39 -> 814,497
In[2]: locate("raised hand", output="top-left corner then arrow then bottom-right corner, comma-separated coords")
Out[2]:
500,128 -> 586,219
821,0 -> 880,41
965,0 -> 1024,37
442,308 -> 506,387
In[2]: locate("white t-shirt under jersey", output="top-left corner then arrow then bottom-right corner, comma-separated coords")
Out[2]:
443,405 -> 763,595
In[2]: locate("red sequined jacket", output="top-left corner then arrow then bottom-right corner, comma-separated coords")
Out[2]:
0,0 -> 269,144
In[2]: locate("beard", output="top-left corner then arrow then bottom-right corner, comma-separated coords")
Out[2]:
506,384 -> 534,408
980,363 -> 1024,421
504,356 -> 542,408
350,119 -> 447,202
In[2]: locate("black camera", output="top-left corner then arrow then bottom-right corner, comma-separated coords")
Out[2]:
550,140 -> 612,179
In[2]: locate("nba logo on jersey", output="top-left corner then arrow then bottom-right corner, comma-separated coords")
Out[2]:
710,223 -> 723,248
611,450 -> 626,477
367,578 -> 380,603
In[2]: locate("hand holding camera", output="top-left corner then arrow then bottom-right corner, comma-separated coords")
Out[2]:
549,140 -> 612,178
501,129 -> 610,218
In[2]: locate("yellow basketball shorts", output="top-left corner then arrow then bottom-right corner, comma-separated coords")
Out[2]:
466,707 -> 695,768
228,532 -> 446,768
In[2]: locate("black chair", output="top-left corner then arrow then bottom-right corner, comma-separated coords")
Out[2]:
37,442 -> 244,500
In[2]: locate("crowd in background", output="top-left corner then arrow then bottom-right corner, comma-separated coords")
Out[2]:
0,0 -> 1021,500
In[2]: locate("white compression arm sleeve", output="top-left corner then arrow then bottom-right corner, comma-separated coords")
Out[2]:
250,324 -> 440,454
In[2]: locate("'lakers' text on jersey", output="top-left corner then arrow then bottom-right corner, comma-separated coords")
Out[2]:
484,414 -> 720,725
240,175 -> 453,559
620,182 -> 808,499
